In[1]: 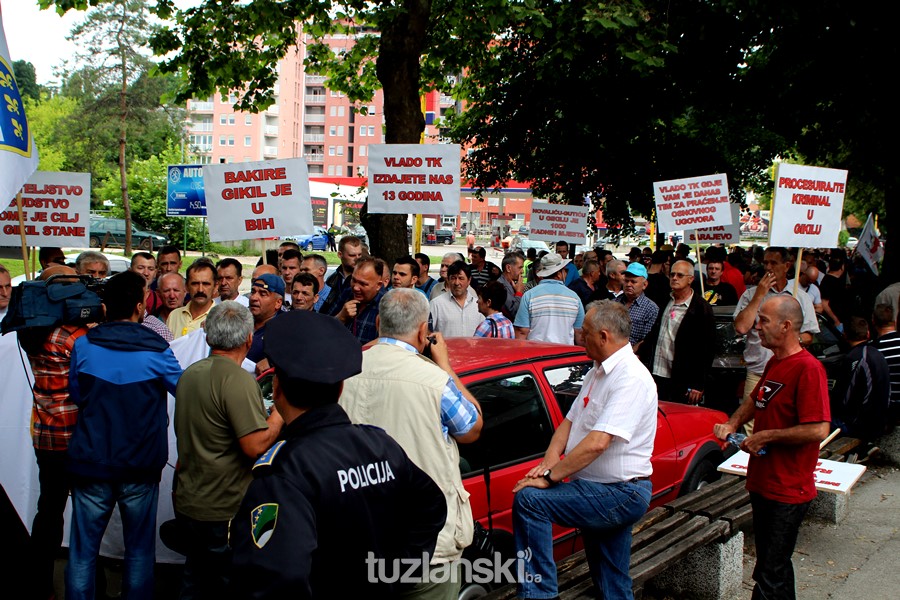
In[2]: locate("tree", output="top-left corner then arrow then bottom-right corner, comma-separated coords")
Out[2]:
45,0 -> 507,260
12,60 -> 41,101
22,94 -> 79,172
61,0 -> 159,255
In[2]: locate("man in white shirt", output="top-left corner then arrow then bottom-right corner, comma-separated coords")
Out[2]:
512,300 -> 656,599
214,258 -> 249,307
429,261 -> 485,337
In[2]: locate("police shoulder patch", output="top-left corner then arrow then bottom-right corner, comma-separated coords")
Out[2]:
253,440 -> 285,470
250,503 -> 278,549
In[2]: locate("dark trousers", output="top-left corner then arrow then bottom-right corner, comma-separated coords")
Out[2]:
750,493 -> 811,600
175,513 -> 233,600
30,449 -> 71,600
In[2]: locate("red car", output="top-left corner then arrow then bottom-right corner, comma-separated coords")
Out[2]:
444,338 -> 728,566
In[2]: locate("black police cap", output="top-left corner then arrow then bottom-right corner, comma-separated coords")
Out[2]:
264,311 -> 362,384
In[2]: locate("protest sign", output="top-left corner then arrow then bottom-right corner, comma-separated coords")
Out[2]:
653,173 -> 732,233
685,203 -> 741,245
0,171 -> 90,247
167,164 -> 206,217
769,163 -> 847,248
367,144 -> 461,215
718,450 -> 865,495
203,158 -> 312,242
529,202 -> 589,244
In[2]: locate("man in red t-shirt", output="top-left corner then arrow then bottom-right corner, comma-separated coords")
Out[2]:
714,295 -> 830,600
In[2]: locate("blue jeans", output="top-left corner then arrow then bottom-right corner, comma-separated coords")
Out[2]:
513,478 -> 651,599
750,493 -> 810,600
65,481 -> 159,600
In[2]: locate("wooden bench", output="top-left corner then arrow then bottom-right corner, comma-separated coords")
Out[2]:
483,474 -> 751,600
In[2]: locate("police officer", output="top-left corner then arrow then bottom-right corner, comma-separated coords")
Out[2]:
229,311 -> 447,599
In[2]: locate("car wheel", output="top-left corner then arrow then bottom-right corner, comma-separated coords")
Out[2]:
680,457 -> 721,496
458,582 -> 491,600
139,238 -> 153,251
89,236 -> 100,248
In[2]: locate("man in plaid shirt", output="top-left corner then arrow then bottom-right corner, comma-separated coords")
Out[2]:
475,281 -> 515,338
18,265 -> 91,600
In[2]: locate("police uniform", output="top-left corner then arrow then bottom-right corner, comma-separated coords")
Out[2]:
229,312 -> 446,600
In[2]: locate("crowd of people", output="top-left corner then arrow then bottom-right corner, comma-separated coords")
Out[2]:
0,231 -> 897,600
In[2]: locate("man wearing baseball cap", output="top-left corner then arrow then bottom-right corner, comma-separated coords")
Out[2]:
618,262 -> 659,349
514,253 -> 585,345
247,274 -> 284,366
229,311 -> 446,598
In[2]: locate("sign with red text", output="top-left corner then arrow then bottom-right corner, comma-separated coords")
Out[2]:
203,158 -> 311,242
685,203 -> 741,245
367,144 -> 461,215
0,171 -> 90,247
529,202 -> 589,244
653,173 -> 732,233
718,450 -> 865,495
769,163 -> 847,248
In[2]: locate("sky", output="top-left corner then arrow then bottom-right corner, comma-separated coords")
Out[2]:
2,2 -> 81,85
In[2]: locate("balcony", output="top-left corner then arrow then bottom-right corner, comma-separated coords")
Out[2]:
266,104 -> 280,115
188,122 -> 214,132
265,125 -> 280,136
189,101 -> 214,112
440,95 -> 455,105
306,74 -> 327,84
263,146 -> 278,157
191,144 -> 213,153
304,153 -> 324,163
305,113 -> 325,123
303,134 -> 325,143
305,94 -> 326,104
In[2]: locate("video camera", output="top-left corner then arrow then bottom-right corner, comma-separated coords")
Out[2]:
0,274 -> 105,335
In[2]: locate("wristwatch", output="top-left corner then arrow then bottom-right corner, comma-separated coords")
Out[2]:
542,469 -> 557,486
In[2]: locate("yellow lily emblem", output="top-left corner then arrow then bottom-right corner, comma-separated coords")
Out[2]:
5,94 -> 19,114
12,118 -> 23,140
0,73 -> 12,89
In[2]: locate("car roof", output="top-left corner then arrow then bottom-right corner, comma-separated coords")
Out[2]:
446,338 -> 588,377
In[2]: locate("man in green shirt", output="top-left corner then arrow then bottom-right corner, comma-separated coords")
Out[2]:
174,300 -> 283,599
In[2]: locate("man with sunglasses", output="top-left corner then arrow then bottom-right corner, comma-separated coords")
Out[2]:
639,260 -> 716,404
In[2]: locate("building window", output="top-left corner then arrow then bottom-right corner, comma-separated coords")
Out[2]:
219,136 -> 226,146
229,115 -> 236,125
368,105 -> 376,115
219,115 -> 227,125
338,106 -> 345,117
329,126 -> 337,136
337,146 -> 344,156
329,146 -> 336,156
358,165 -> 366,176
368,126 -> 375,136
228,136 -> 235,146
245,115 -> 253,126
244,136 -> 252,146
359,145 -> 366,157
330,106 -> 337,117
359,125 -> 366,137
327,165 -> 336,175
337,125 -> 344,136
228,93 -> 237,104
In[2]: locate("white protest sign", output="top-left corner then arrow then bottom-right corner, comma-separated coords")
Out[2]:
653,173 -> 732,233
529,202 -> 589,244
718,450 -> 866,495
367,144 -> 461,215
0,171 -> 91,247
203,158 -> 312,242
685,203 -> 741,245
769,163 -> 847,248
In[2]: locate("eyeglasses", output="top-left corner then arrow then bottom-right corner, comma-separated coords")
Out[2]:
670,272 -> 691,279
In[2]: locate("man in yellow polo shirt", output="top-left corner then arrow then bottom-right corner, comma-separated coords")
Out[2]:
167,260 -> 218,339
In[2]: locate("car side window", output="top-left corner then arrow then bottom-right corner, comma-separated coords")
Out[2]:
458,373 -> 553,476
544,362 -> 592,416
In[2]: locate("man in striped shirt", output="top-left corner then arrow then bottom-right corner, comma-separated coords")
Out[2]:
873,303 -> 900,424
514,253 -> 585,345
475,281 -> 515,338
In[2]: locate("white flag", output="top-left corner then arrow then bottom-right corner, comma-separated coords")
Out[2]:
0,5 -> 39,204
856,213 -> 884,275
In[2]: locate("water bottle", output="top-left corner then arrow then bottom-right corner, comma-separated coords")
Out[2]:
727,433 -> 767,455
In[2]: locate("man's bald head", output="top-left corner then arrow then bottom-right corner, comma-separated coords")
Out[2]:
765,295 -> 803,333
40,265 -> 77,280
252,264 -> 278,279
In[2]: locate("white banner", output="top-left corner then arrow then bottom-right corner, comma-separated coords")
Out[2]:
856,213 -> 883,275
685,203 -> 741,246
203,158 -> 312,242
0,171 -> 91,247
718,450 -> 866,495
0,12 -> 39,205
367,144 -> 461,215
769,163 -> 847,248
529,201 -> 589,244
653,173 -> 732,232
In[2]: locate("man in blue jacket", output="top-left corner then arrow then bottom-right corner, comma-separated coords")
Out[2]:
65,271 -> 183,600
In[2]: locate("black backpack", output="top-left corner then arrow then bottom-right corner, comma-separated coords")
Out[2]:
1,274 -> 103,335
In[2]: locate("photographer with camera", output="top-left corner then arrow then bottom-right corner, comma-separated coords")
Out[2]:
340,288 -> 483,599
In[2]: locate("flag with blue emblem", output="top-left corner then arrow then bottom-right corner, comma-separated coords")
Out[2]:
0,6 -> 39,204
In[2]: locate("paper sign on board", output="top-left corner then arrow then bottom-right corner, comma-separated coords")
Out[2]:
718,450 -> 865,495
653,173 -> 732,233
367,144 -> 461,215
769,163 -> 847,248
0,171 -> 91,247
529,201 -> 589,244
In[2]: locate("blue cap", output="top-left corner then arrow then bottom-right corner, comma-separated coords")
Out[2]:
252,274 -> 285,297
624,262 -> 648,278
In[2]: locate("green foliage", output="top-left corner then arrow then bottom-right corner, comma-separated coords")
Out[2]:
23,94 -> 79,172
95,145 -> 207,249
838,230 -> 850,247
12,61 -> 41,101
